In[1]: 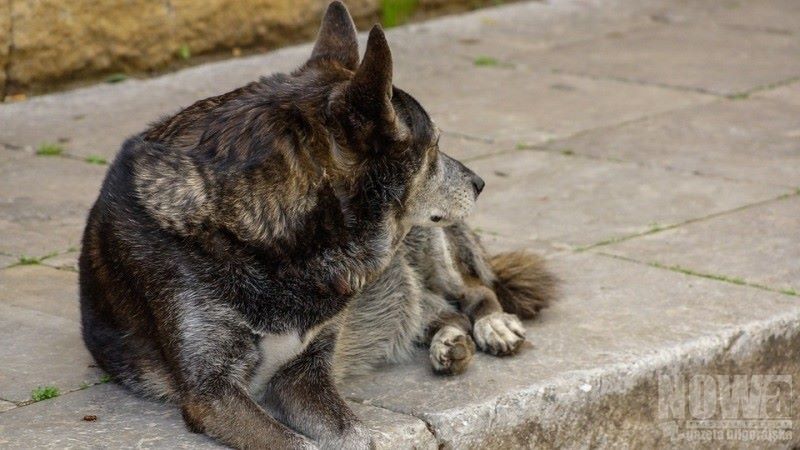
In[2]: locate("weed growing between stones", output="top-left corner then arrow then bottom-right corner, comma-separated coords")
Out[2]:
36,143 -> 63,156
30,386 -> 60,402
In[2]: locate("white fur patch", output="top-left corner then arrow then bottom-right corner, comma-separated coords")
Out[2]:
473,312 -> 525,355
249,331 -> 307,396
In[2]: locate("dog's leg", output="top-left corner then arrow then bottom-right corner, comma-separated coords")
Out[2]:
260,326 -> 371,450
182,382 -> 311,449
423,294 -> 476,375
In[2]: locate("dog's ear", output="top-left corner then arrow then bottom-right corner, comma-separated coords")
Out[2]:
309,1 -> 359,70
345,25 -> 395,123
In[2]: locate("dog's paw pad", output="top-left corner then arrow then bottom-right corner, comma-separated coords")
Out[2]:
473,312 -> 526,356
429,326 -> 476,375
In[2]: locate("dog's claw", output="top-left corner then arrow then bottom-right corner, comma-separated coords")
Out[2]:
473,312 -> 526,356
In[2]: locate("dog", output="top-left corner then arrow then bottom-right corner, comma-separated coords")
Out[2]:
334,223 -> 557,378
79,2 -> 555,448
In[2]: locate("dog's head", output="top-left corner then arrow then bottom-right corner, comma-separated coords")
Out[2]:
309,1 -> 484,227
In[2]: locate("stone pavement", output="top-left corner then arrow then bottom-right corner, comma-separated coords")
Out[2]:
1,0 -> 799,448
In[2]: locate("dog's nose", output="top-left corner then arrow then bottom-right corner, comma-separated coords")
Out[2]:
471,174 -> 485,196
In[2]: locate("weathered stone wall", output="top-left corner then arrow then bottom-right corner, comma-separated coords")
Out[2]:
0,0 -> 495,96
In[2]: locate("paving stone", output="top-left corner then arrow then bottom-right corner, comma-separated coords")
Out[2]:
602,195 -> 800,294
0,254 -> 16,269
407,67 -> 712,145
350,403 -> 438,450
340,251 -> 800,448
708,0 -> 800,34
388,0 -> 653,74
756,80 -> 800,108
0,302 -> 100,403
0,383 -> 435,449
0,384 -> 221,449
0,400 -> 16,413
40,251 -> 80,272
439,133 -> 509,162
465,150 -> 787,247
0,265 -> 80,322
531,22 -> 800,96
0,150 -> 105,258
542,98 -> 800,187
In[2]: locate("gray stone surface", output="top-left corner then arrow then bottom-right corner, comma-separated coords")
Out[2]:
0,400 -> 15,413
406,68 -> 712,145
40,251 -> 80,272
0,384 -> 222,449
0,302 -> 101,403
603,195 -> 800,294
340,252 -> 800,448
0,150 -> 105,259
0,253 -> 16,269
530,21 -> 800,96
466,150 -> 787,247
756,79 -> 800,108
0,265 -> 81,322
541,97 -> 800,187
0,383 -> 436,449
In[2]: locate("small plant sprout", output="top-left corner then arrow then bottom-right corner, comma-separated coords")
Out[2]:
36,143 -> 63,156
31,386 -> 60,402
85,155 -> 107,165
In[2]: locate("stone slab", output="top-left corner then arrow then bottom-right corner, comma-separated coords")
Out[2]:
0,150 -> 105,258
756,80 -> 800,108
531,21 -> 800,96
340,251 -> 800,448
0,253 -> 16,269
0,383 -> 436,449
541,97 -> 800,187
403,66 -> 712,145
0,264 -> 80,322
709,0 -> 800,34
388,0 -> 653,74
40,251 -> 80,272
0,400 -> 15,413
0,384 -> 221,449
603,195 -> 800,294
0,302 -> 101,403
464,150 -> 787,247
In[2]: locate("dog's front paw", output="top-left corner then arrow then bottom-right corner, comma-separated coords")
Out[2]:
429,325 -> 476,375
473,312 -> 525,356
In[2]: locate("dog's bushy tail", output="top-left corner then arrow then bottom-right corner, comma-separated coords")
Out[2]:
489,251 -> 558,320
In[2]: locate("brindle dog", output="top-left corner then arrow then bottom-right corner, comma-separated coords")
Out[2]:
80,2 -> 556,448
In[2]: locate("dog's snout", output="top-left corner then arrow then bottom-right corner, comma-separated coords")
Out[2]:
471,174 -> 485,196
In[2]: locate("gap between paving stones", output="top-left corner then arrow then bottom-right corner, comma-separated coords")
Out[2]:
2,247 -> 78,270
595,252 -> 800,298
575,189 -> 800,252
